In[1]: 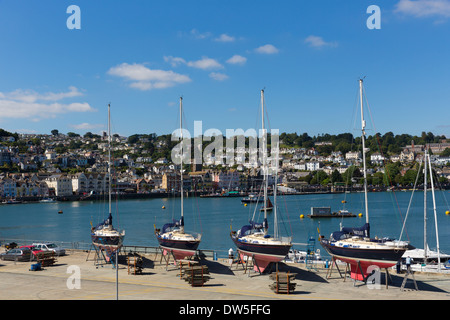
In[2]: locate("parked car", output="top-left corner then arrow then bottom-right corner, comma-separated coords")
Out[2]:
32,243 -> 65,256
4,242 -> 17,250
0,248 -> 32,261
19,245 -> 44,260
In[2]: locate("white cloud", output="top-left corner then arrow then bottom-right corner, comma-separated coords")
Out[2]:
226,55 -> 247,65
304,35 -> 338,48
190,28 -> 212,39
209,72 -> 229,81
0,100 -> 93,120
107,63 -> 191,90
2,86 -> 83,103
164,56 -> 223,70
187,57 -> 223,70
215,34 -> 235,42
395,0 -> 450,18
164,56 -> 187,67
0,87 -> 94,121
70,123 -> 104,130
255,44 -> 279,54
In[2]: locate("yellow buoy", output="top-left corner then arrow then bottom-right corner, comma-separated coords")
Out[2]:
244,203 -> 247,207
162,206 -> 166,209
358,213 -> 363,218
446,210 -> 449,215
300,214 -> 304,219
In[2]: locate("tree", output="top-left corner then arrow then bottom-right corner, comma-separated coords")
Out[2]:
310,170 -> 328,185
400,169 -> 419,186
331,169 -> 343,183
128,135 -> 139,144
84,132 -> 94,139
441,148 -> 450,157
335,141 -> 352,154
67,132 -> 80,138
51,129 -> 59,136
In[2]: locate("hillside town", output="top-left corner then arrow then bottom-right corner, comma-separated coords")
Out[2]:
0,130 -> 450,201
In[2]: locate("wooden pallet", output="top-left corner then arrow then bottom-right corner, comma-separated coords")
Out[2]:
181,265 -> 211,287
35,251 -> 57,267
127,255 -> 144,275
269,272 -> 297,294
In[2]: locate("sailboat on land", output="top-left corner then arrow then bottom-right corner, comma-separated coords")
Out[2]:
230,89 -> 292,273
155,97 -> 202,261
401,149 -> 450,268
91,104 -> 125,260
320,79 -> 410,281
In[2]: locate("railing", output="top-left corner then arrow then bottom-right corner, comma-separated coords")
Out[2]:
0,238 -> 218,259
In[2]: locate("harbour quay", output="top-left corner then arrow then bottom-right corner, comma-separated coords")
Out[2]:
1,249 -> 450,301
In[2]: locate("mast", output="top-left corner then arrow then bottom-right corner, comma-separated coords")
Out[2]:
428,150 -> 441,271
108,103 -> 119,300
359,79 -> 369,225
179,97 -> 184,234
261,89 -> 268,235
108,103 -> 112,218
424,149 -> 428,262
273,147 -> 279,239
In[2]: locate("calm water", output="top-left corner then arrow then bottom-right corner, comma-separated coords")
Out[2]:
1,191 -> 450,258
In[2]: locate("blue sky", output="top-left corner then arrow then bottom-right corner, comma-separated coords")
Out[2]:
0,0 -> 449,138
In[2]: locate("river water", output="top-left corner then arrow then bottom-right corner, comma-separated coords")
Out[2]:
1,191 -> 449,258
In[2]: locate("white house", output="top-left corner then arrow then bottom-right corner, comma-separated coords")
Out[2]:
345,151 -> 361,161
45,174 -> 73,196
306,161 -> 322,171
45,150 -> 56,160
370,153 -> 385,165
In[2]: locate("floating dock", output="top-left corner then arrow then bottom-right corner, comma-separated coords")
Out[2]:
307,207 -> 356,218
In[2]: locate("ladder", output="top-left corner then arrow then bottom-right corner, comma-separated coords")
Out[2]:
305,236 -> 316,271
400,267 -> 419,291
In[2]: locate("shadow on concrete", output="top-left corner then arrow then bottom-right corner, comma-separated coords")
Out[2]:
201,259 -> 235,276
266,262 -> 329,284
384,272 -> 448,293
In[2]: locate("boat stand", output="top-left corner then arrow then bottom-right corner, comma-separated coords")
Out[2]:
157,247 -> 177,271
352,261 -> 393,289
232,252 -> 247,270
86,244 -> 108,267
400,268 -> 419,291
235,250 -> 261,276
252,254 -> 263,275
354,261 -> 368,286
326,257 -> 348,280
86,244 -> 122,268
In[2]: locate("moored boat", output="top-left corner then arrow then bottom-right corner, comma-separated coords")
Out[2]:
241,194 -> 261,203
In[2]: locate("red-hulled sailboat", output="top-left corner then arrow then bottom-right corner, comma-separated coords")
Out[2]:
320,79 -> 410,281
230,89 -> 292,273
155,97 -> 202,261
91,104 -> 125,261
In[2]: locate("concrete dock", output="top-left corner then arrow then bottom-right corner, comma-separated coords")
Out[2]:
1,249 -> 449,302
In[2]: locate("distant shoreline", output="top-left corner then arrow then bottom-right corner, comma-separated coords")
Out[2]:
3,185 -> 448,204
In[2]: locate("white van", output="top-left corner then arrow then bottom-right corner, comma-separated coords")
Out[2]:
32,243 -> 66,256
